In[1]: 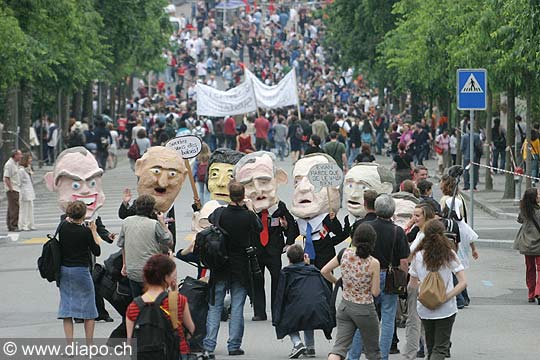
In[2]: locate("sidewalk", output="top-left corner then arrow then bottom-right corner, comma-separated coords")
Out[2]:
458,163 -> 521,220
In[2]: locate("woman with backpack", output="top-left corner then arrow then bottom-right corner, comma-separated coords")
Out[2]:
193,143 -> 211,205
409,219 -> 467,360
57,201 -> 102,345
126,254 -> 195,360
514,188 -> 540,304
128,129 -> 151,171
391,142 -> 413,191
360,119 -> 375,145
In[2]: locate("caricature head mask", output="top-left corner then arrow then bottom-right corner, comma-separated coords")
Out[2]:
234,151 -> 287,212
207,148 -> 244,202
291,154 -> 341,219
135,146 -> 187,212
44,147 -> 105,219
343,163 -> 395,219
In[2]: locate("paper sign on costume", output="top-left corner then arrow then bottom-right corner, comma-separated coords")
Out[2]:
246,69 -> 299,109
308,163 -> 343,192
196,81 -> 257,117
166,135 -> 203,159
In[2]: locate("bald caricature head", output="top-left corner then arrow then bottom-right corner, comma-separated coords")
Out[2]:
135,146 -> 187,212
234,151 -> 287,212
44,147 -> 105,219
291,154 -> 341,219
343,163 -> 395,219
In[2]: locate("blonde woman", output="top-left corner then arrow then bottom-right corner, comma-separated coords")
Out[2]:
18,153 -> 36,230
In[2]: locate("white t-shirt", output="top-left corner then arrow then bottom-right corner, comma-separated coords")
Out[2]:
409,250 -> 464,320
410,231 -> 425,253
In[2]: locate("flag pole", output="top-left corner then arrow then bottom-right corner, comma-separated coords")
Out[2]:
246,68 -> 261,118
293,70 -> 302,121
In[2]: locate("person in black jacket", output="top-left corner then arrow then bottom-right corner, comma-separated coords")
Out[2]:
203,182 -> 262,359
234,151 -> 300,321
272,245 -> 334,359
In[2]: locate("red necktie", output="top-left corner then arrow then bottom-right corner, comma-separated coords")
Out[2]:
260,209 -> 269,247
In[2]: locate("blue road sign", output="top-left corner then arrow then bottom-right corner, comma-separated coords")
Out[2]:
457,69 -> 487,110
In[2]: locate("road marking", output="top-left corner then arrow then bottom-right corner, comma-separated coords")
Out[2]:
482,280 -> 494,287
22,238 -> 48,244
474,227 -> 519,230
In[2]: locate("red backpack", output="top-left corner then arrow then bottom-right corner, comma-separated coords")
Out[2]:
197,161 -> 208,183
128,141 -> 141,160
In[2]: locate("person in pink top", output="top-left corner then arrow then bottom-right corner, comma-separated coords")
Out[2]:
435,129 -> 451,175
254,114 -> 270,151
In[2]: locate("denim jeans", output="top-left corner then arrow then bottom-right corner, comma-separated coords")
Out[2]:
492,147 -> 506,173
376,132 -> 385,154
290,330 -> 314,348
347,271 -> 398,360
275,140 -> 287,160
203,280 -> 248,352
348,146 -> 360,167
463,158 -> 480,189
531,155 -> 539,181
197,181 -> 209,205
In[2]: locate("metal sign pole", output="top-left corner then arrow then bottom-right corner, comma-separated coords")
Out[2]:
469,110 -> 474,229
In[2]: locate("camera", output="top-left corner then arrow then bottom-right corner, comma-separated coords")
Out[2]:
245,246 -> 262,278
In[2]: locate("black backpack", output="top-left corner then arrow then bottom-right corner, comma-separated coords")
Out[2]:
37,221 -> 65,283
133,292 -> 179,360
194,209 -> 229,270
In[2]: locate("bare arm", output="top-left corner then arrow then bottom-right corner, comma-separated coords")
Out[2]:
370,258 -> 381,297
321,256 -> 339,284
445,270 -> 467,301
126,317 -> 135,339
400,258 -> 409,273
3,177 -> 12,191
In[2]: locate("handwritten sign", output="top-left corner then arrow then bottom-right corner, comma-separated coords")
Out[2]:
166,135 -> 203,159
308,163 -> 343,192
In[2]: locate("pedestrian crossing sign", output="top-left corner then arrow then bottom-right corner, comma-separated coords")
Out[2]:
457,69 -> 487,110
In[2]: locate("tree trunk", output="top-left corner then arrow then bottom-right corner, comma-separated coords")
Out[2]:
3,87 -> 18,157
525,88 -> 532,189
503,84 -> 516,199
410,87 -> 420,122
59,89 -> 70,151
485,89 -> 493,190
109,83 -> 116,120
19,80 -> 32,153
82,81 -> 93,123
73,90 -> 82,121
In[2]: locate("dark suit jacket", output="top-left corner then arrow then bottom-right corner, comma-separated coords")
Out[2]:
255,201 -> 299,257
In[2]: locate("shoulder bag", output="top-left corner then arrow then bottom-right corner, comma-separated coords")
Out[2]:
384,227 -> 408,296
